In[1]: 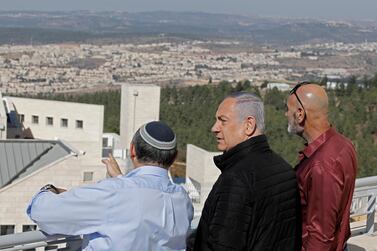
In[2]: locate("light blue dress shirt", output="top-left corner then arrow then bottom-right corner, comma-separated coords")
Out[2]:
27,166 -> 193,251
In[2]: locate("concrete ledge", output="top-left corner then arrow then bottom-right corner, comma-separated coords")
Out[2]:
348,234 -> 377,251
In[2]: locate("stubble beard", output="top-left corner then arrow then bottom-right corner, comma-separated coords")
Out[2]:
287,120 -> 303,135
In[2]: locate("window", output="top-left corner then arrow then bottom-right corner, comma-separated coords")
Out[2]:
83,172 -> 94,182
46,117 -> 53,126
61,118 -> 68,128
0,225 -> 15,235
22,225 -> 37,232
31,115 -> 39,124
19,114 -> 25,123
102,137 -> 109,148
76,120 -> 83,129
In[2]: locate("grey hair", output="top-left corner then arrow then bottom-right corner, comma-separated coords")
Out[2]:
131,129 -> 177,169
227,92 -> 265,131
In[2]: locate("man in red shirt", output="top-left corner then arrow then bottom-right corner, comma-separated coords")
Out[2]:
285,82 -> 357,251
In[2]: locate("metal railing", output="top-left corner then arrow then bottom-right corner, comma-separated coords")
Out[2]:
351,175 -> 377,235
0,231 -> 81,251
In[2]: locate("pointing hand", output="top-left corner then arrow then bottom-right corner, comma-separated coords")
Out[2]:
102,153 -> 122,177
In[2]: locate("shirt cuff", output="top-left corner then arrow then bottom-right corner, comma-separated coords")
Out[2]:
26,190 -> 50,220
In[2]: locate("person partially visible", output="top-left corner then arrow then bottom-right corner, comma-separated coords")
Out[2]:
286,82 -> 357,251
27,121 -> 193,251
192,92 -> 301,251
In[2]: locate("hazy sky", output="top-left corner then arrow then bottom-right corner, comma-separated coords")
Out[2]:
1,0 -> 376,21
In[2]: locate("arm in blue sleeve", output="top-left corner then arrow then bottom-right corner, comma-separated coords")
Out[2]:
27,180 -> 118,236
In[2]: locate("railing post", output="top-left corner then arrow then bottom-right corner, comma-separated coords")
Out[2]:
366,193 -> 376,235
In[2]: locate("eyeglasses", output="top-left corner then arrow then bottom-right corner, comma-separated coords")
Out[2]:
289,81 -> 311,112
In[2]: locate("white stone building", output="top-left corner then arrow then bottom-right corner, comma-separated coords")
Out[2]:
185,144 -> 220,217
0,139 -> 96,234
0,94 -> 106,235
3,96 -> 104,166
119,84 -> 160,151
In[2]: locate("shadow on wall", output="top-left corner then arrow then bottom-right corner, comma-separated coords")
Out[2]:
348,244 -> 366,251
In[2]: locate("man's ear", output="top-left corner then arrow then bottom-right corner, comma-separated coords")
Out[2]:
295,107 -> 306,123
245,116 -> 257,136
130,143 -> 137,159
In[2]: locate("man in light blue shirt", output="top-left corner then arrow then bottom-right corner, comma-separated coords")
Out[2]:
27,121 -> 193,251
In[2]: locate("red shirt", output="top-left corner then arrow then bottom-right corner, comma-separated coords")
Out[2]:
295,128 -> 357,251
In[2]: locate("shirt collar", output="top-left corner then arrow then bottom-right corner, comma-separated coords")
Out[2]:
126,165 -> 169,178
299,127 -> 336,160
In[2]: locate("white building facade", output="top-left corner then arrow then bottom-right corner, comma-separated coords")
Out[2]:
0,95 -> 106,236
185,144 -> 220,216
119,84 -> 160,150
4,96 -> 104,166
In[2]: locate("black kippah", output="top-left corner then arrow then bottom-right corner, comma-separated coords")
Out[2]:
140,121 -> 176,150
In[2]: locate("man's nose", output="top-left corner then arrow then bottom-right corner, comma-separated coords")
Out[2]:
211,121 -> 219,133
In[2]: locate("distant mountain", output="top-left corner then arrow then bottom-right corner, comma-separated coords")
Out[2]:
0,11 -> 376,45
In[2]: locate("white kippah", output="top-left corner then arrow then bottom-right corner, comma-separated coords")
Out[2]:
139,122 -> 176,150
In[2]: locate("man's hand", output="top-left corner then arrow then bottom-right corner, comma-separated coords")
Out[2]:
102,153 -> 123,177
51,187 -> 67,194
40,184 -> 66,194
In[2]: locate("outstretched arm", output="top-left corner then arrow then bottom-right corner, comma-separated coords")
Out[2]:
27,180 -> 117,236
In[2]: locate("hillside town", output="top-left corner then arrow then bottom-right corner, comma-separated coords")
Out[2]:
1,40 -> 377,94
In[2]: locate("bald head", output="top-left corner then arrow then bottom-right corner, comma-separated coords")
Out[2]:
286,83 -> 331,142
295,84 -> 328,116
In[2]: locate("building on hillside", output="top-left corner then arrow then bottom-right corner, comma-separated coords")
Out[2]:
326,75 -> 348,89
267,82 -> 291,92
